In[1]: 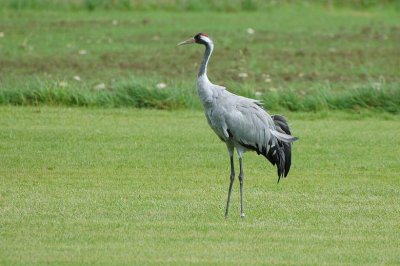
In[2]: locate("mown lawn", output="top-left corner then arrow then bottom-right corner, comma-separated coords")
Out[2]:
0,106 -> 399,264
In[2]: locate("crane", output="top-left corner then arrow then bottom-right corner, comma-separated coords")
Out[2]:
178,33 -> 298,218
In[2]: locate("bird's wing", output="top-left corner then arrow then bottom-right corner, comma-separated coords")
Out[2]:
205,84 -> 296,144
221,93 -> 276,153
217,88 -> 298,180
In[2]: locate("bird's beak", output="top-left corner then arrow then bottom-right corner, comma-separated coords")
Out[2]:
177,38 -> 195,46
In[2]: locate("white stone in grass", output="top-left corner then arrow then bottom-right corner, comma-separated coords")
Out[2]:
238,72 -> 248,78
73,75 -> 81,81
156,82 -> 167,89
255,91 -> 263,96
246,28 -> 255,35
94,83 -> 106,90
78,49 -> 87,55
112,20 -> 118,26
0,32 -> 4,38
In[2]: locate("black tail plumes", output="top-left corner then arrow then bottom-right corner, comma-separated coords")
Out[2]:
236,114 -> 297,183
267,115 -> 295,183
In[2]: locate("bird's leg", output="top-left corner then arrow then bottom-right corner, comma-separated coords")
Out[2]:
225,154 -> 235,218
239,157 -> 245,219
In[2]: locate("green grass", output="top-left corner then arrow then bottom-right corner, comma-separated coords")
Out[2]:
0,7 -> 399,112
2,78 -> 398,113
1,106 -> 399,264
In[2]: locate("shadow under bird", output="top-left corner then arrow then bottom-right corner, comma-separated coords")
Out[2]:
178,33 -> 298,219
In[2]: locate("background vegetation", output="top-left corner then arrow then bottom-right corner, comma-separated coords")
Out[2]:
0,0 -> 399,11
0,1 -> 399,113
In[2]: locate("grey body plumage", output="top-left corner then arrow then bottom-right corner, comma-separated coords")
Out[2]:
178,33 -> 298,218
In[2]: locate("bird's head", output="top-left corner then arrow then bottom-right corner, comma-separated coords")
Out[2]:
177,33 -> 213,46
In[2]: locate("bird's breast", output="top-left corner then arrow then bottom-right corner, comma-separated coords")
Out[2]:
205,107 -> 230,141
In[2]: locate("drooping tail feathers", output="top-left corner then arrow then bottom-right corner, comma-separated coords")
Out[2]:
268,115 -> 298,183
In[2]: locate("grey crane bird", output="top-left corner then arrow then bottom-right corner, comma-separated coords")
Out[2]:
178,33 -> 298,218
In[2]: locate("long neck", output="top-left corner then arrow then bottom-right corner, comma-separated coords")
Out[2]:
198,42 -> 213,78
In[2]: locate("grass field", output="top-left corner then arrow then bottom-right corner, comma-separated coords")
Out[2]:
1,106 -> 399,264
